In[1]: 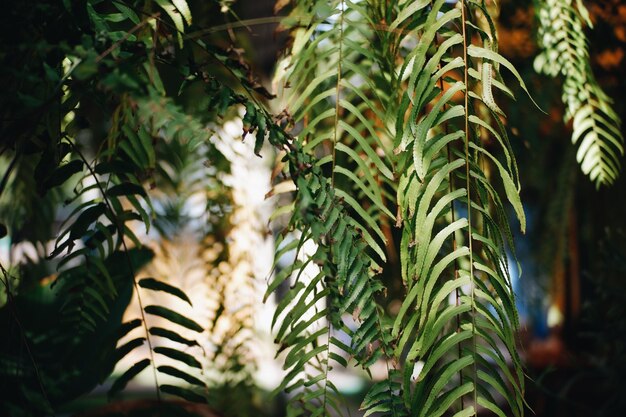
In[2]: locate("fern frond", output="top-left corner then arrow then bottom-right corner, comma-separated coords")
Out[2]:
267,165 -> 391,416
49,0 -> 212,396
270,0 -> 407,414
390,1 -> 526,415
360,369 -> 406,417
280,0 -> 397,261
534,0 -> 624,186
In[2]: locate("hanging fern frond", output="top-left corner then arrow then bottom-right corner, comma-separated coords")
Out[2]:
289,0 -> 396,303
534,0 -> 624,186
271,0 -> 531,415
269,0 -> 406,414
266,152 -> 392,417
29,0 -> 217,403
50,126 -> 153,335
390,1 -> 528,415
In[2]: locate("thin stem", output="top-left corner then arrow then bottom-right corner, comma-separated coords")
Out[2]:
95,13 -> 157,63
461,1 -> 478,413
184,16 -> 422,39
374,312 -> 401,417
430,0 -> 465,405
320,315 -> 333,417
323,3 -> 345,414
443,105 -> 464,410
68,140 -> 161,401
331,0 -> 345,189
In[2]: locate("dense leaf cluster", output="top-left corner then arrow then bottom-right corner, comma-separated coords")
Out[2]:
270,0 -> 530,416
0,0 -> 277,414
1,1 -> 623,417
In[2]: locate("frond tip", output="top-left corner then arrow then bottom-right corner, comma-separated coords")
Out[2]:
534,0 -> 625,186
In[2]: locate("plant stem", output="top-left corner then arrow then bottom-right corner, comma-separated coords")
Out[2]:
68,140 -> 161,401
461,0 -> 478,413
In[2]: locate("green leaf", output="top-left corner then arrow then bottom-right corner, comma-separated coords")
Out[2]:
115,337 -> 146,362
157,365 -> 205,387
118,319 -> 143,339
144,305 -> 203,332
172,0 -> 192,25
112,1 -> 140,24
108,358 -> 151,398
149,326 -> 199,346
107,182 -> 147,197
470,143 -> 526,233
94,160 -> 135,175
139,277 -> 192,305
467,45 -> 543,112
388,0 -> 430,32
453,407 -> 476,417
154,0 -> 186,48
159,384 -> 206,403
69,203 -> 107,240
154,347 -> 202,369
44,159 -> 83,189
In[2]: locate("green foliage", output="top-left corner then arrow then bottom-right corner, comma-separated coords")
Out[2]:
1,1 -> 622,417
269,0 -> 529,415
0,248 -> 153,415
534,0 -> 624,187
0,0 -> 270,413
